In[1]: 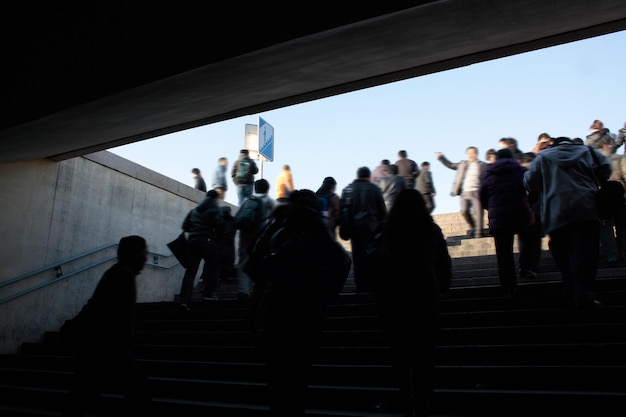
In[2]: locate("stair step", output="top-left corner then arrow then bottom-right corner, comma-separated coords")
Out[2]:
3,212 -> 626,417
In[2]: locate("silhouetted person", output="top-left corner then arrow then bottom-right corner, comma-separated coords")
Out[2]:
61,235 -> 152,417
179,189 -> 225,310
217,205 -> 237,281
375,163 -> 406,213
191,167 -> 207,192
479,148 -> 535,297
248,189 -> 351,416
211,157 -> 229,200
436,147 -> 488,238
339,166 -> 387,292
231,149 -> 259,205
395,150 -> 420,189
315,176 -> 341,238
368,189 -> 451,417
415,161 -> 437,214
524,137 -> 611,308
236,178 -> 276,302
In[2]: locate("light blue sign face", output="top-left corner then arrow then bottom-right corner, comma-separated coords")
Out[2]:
259,117 -> 274,162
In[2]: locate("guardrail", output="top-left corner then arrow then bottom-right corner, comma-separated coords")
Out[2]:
0,243 -> 179,305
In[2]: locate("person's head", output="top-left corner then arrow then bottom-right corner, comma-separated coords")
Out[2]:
218,157 -> 228,166
191,168 -> 201,176
466,146 -> 479,162
282,164 -> 290,171
316,176 -> 337,195
387,189 -> 431,239
496,148 -> 514,160
117,235 -> 148,273
572,137 -> 584,145
323,176 -> 336,187
537,132 -> 551,142
206,189 -> 219,200
590,120 -> 604,131
398,150 -> 408,159
521,152 -> 536,167
485,148 -> 497,163
240,149 -> 250,156
380,159 -> 391,166
214,187 -> 225,200
421,161 -> 430,170
551,136 -> 574,146
356,166 -> 371,180
499,137 -> 521,152
254,178 -> 270,194
389,164 -> 399,175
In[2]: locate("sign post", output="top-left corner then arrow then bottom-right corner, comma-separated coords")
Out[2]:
259,117 -> 274,162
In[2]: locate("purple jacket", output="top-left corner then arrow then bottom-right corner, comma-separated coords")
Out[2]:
479,157 -> 534,233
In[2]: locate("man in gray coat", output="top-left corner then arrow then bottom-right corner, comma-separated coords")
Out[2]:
436,147 -> 487,238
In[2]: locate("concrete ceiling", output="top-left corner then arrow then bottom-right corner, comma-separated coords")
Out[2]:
1,0 -> 626,165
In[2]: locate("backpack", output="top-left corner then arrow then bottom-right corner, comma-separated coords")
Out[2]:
236,160 -> 253,183
234,195 -> 264,232
318,196 -> 329,225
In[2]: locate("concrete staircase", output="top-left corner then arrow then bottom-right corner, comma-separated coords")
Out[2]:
1,212 -> 625,416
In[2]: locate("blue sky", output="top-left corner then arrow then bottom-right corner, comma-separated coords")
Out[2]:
110,30 -> 626,215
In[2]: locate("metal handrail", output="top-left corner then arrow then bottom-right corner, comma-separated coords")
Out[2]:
0,243 -> 181,305
0,243 -> 117,289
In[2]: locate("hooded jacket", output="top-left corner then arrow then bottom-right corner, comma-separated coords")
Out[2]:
479,157 -> 533,233
523,139 -> 611,235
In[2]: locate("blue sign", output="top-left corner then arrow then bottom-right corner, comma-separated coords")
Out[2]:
259,117 -> 274,162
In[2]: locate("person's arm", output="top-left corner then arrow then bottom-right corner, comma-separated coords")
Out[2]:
615,125 -> 626,152
231,160 -> 237,180
435,152 -> 459,170
523,158 -> 541,193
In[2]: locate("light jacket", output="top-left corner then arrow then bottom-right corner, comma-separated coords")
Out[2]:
437,155 -> 487,196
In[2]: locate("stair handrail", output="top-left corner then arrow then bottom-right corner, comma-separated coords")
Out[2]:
0,243 -> 181,305
0,243 -> 116,289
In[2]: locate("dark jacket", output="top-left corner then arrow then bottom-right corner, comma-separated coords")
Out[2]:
253,203 -> 351,345
395,158 -> 420,187
479,157 -> 534,233
183,197 -> 225,240
339,179 -> 387,240
415,169 -> 436,195
62,263 -> 139,350
231,154 -> 259,185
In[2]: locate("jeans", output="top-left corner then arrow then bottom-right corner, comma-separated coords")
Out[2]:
236,184 -> 254,206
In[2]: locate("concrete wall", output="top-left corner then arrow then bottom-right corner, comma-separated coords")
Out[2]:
0,151 -> 233,354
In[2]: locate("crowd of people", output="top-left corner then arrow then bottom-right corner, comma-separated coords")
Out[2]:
178,121 -> 625,412
60,119 -> 625,416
